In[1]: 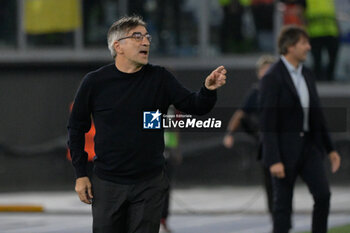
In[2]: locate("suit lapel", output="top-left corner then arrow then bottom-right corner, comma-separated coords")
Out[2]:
302,67 -> 316,107
278,60 -> 300,104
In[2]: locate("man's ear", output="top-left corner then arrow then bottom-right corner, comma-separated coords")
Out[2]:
114,41 -> 123,55
287,45 -> 294,55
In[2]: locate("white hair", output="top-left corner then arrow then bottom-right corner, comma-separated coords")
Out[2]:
107,16 -> 146,59
107,30 -> 125,59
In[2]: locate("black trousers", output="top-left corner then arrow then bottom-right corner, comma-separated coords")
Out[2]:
92,172 -> 169,233
220,5 -> 243,53
310,36 -> 339,81
272,137 -> 331,233
161,159 -> 173,220
263,166 -> 273,217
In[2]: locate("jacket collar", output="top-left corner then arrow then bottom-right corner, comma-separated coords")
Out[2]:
277,58 -> 313,106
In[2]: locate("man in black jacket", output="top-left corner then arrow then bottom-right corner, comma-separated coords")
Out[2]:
67,15 -> 226,233
259,25 -> 341,233
223,55 -> 276,219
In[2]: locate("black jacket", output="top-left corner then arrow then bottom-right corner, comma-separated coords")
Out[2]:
259,59 -> 334,168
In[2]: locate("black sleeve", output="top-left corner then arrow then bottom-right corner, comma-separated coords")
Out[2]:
67,75 -> 93,178
241,87 -> 259,115
259,72 -> 282,167
164,68 -> 217,115
307,71 -> 335,153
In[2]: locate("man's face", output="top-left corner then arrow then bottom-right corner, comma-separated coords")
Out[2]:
257,64 -> 271,80
289,36 -> 311,63
117,25 -> 150,66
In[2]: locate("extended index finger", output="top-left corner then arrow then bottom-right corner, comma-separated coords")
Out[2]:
214,66 -> 226,74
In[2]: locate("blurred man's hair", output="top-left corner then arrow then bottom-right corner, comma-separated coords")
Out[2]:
278,25 -> 309,55
256,55 -> 276,71
107,15 -> 146,59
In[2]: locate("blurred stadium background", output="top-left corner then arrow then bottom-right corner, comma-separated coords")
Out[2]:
0,0 -> 350,193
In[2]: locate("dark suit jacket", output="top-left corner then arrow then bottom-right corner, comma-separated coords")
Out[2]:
259,59 -> 334,168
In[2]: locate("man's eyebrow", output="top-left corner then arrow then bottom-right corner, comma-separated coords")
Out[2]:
131,31 -> 149,35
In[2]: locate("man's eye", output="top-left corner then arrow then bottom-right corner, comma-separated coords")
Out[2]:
132,33 -> 141,38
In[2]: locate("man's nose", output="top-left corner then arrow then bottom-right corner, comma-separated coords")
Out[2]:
141,36 -> 150,46
306,42 -> 311,50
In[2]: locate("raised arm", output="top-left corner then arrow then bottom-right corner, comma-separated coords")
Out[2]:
165,66 -> 226,115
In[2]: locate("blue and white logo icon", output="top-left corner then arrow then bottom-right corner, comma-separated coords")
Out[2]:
143,110 -> 162,129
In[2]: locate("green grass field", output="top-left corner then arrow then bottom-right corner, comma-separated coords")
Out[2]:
300,224 -> 350,233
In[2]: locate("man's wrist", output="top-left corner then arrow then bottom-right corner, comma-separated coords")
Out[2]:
202,83 -> 217,96
226,130 -> 233,136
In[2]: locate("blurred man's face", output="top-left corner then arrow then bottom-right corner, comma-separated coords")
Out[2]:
257,64 -> 271,80
117,25 -> 150,67
289,36 -> 311,63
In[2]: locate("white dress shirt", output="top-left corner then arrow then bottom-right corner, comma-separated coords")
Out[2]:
281,56 -> 310,131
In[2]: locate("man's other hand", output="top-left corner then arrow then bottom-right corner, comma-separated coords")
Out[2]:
223,134 -> 234,148
75,176 -> 93,204
329,151 -> 341,173
270,162 -> 285,178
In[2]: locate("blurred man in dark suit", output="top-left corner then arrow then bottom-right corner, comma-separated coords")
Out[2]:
259,25 -> 341,233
